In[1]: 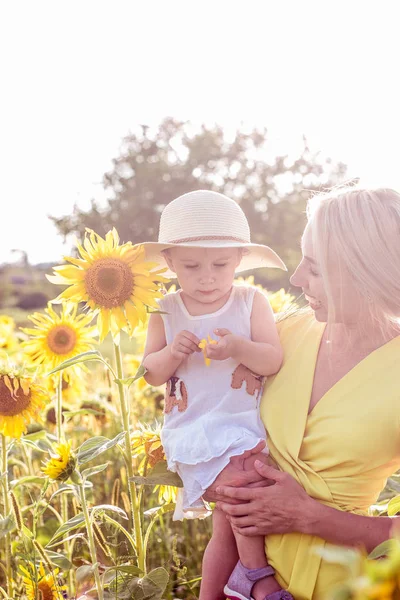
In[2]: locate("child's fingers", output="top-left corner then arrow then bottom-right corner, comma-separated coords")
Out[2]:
214,328 -> 232,337
181,331 -> 201,351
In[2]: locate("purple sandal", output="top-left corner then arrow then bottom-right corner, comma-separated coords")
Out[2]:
223,560 -> 294,600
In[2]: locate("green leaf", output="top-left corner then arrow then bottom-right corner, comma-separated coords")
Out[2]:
81,463 -> 109,480
0,513 -> 15,539
48,512 -> 85,544
144,504 -> 175,517
104,564 -> 143,577
63,408 -> 105,419
107,566 -> 168,600
46,532 -> 87,549
115,363 -> 147,389
76,564 -> 96,584
127,567 -> 169,600
46,550 -> 72,570
91,504 -> 128,519
388,495 -> 400,516
368,539 -> 394,559
48,484 -> 76,502
10,476 -> 46,490
47,350 -> 103,375
20,436 -> 53,453
77,432 -> 125,465
130,460 -> 183,488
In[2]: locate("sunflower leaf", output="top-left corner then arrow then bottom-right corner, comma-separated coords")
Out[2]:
104,564 -> 143,577
46,532 -> 87,549
144,504 -> 176,517
388,495 -> 400,516
90,504 -> 128,520
0,513 -> 16,539
10,476 -> 46,490
48,512 -> 85,544
77,432 -> 125,465
115,364 -> 147,389
130,461 -> 183,488
45,550 -> 73,570
46,351 -> 104,375
81,462 -> 110,480
118,567 -> 168,600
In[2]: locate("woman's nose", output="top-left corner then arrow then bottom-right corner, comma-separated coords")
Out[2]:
290,264 -> 305,288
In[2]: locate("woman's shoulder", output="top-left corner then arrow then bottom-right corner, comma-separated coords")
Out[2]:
276,309 -> 318,342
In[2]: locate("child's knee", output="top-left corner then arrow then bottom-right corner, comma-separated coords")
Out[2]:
243,451 -> 276,472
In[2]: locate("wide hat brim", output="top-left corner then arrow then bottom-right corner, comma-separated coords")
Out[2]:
138,240 -> 287,279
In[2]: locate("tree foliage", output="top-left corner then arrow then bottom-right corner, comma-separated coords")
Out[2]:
51,118 -> 347,288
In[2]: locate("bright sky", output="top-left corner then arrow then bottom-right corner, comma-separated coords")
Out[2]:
1,1 -> 399,265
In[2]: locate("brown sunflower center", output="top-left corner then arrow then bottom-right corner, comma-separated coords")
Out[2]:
84,258 -> 134,308
38,580 -> 56,600
47,326 -> 77,355
0,377 -> 32,417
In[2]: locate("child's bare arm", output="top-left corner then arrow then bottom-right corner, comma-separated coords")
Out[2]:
142,314 -> 201,386
206,291 -> 283,376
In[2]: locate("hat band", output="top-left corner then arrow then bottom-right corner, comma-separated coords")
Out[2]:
166,235 -> 249,244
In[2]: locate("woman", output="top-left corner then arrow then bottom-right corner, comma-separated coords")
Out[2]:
207,185 -> 400,599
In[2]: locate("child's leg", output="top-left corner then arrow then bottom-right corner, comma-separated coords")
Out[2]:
199,508 -> 238,600
222,450 -> 287,599
233,533 -> 281,599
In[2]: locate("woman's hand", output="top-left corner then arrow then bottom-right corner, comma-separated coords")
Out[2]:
203,441 -> 273,503
215,460 -> 316,536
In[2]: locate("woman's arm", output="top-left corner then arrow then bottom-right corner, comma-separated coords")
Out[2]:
216,461 -> 394,553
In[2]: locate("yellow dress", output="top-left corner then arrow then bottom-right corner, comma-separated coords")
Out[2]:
260,312 -> 400,599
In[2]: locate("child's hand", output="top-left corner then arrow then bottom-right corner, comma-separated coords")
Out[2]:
170,330 -> 201,361
205,328 -> 238,361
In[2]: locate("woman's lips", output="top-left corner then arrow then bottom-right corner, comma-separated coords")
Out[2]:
305,294 -> 322,309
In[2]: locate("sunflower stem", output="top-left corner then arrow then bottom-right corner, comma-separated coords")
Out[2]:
78,483 -> 104,600
56,374 -> 64,443
1,435 -> 13,597
113,342 -> 145,572
55,375 -> 73,594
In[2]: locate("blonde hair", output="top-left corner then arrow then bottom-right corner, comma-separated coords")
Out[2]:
307,184 -> 400,338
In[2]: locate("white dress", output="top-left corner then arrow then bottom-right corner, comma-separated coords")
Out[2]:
159,284 -> 267,520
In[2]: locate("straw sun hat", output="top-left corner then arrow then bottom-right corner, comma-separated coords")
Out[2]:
138,190 -> 287,278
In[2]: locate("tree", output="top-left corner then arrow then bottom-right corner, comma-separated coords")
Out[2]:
50,118 -> 347,289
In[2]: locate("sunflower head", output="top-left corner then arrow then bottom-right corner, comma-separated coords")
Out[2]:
21,302 -> 97,377
47,228 -> 169,342
267,288 -> 297,314
131,422 -> 166,469
20,562 -> 66,600
0,365 -> 49,438
42,440 -> 77,482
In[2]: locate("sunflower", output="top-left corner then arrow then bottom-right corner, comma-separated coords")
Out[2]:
42,440 -> 76,482
46,228 -> 168,341
131,422 -> 166,469
267,288 -> 297,315
20,562 -> 66,600
0,315 -> 21,359
22,302 -> 97,378
131,423 -> 177,505
45,371 -> 87,406
0,365 -> 49,438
